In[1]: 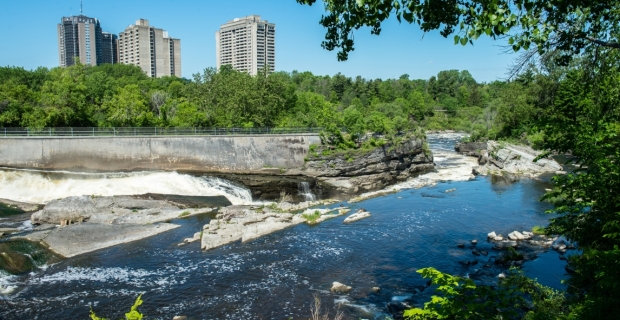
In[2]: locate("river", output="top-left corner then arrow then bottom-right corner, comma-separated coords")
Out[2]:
0,134 -> 567,319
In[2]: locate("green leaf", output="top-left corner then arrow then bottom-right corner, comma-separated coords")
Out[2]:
454,35 -> 460,45
403,11 -> 414,23
460,37 -> 468,46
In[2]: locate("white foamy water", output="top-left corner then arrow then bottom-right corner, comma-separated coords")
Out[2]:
397,149 -> 479,189
0,170 -> 253,205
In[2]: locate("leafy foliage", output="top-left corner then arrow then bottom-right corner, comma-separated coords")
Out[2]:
405,268 -> 567,320
297,0 -> 618,63
89,294 -> 144,320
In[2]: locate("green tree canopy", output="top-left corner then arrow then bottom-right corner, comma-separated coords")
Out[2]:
297,0 -> 619,63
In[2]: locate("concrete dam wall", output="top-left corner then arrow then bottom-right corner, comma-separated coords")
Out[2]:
0,134 -> 321,172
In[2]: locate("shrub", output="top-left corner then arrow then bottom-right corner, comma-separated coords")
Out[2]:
90,294 -> 144,320
302,210 -> 321,223
532,225 -> 546,235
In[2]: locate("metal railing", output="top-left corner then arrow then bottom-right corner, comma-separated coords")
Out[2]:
0,127 -> 324,137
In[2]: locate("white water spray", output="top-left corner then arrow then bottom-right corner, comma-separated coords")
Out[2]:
0,170 -> 253,205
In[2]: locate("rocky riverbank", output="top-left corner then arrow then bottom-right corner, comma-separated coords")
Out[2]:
455,140 -> 563,178
216,136 -> 436,201
298,137 -> 435,197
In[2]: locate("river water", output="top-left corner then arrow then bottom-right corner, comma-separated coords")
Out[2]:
0,134 -> 567,319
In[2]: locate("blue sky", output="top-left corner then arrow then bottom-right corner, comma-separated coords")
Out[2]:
1,0 -> 517,82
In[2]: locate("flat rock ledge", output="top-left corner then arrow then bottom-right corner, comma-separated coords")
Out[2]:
0,198 -> 42,213
343,210 -> 371,224
201,205 -> 306,251
455,141 -> 563,178
31,195 -> 216,225
19,223 -> 179,258
200,205 -> 349,251
22,195 -> 217,257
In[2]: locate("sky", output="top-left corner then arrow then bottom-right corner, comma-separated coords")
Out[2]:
0,0 -> 518,82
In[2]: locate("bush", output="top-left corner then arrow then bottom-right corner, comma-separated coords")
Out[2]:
302,210 -> 321,223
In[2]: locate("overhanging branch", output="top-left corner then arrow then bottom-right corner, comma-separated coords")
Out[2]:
584,36 -> 620,49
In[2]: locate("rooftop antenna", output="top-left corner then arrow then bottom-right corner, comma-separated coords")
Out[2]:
80,0 -> 83,15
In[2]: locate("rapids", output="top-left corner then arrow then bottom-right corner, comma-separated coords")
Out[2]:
0,170 -> 253,205
0,133 -> 568,319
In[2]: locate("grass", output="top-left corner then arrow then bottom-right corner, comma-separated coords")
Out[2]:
302,210 -> 322,223
532,225 -> 546,235
178,211 -> 190,218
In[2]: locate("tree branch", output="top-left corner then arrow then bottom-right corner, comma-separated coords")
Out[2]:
583,36 -> 620,49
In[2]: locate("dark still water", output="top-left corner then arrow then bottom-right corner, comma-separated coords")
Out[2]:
0,136 -> 567,319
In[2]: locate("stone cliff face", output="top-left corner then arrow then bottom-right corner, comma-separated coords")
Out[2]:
300,138 -> 435,197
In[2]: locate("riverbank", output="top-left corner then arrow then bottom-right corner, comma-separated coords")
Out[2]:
455,140 -> 564,178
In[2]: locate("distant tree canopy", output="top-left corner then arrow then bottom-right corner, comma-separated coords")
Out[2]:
0,63 -> 534,141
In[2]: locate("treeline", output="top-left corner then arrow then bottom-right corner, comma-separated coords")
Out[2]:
1,63 -> 541,143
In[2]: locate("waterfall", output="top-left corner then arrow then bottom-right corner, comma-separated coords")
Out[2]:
0,169 -> 253,205
298,182 -> 316,202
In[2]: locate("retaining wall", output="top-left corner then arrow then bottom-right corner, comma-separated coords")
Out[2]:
0,134 -> 321,172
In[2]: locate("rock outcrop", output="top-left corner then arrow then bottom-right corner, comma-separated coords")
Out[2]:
21,223 -> 179,258
30,195 -> 218,225
454,141 -> 487,157
22,195 -> 219,258
456,141 -> 563,178
300,137 -> 434,197
343,209 -> 372,224
201,205 -> 307,251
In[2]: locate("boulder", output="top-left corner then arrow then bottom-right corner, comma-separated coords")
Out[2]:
454,142 -> 487,157
478,155 -> 489,165
487,231 -> 497,239
371,287 -> 381,293
494,235 -> 504,241
508,231 -> 526,241
331,281 -> 352,294
471,239 -> 478,245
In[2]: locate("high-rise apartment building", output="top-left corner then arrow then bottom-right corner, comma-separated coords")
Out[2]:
58,14 -> 118,67
58,15 -> 102,67
216,15 -> 275,75
118,19 -> 181,78
99,32 -> 118,65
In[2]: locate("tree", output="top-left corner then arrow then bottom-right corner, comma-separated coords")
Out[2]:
101,84 -> 153,127
297,0 -> 619,63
